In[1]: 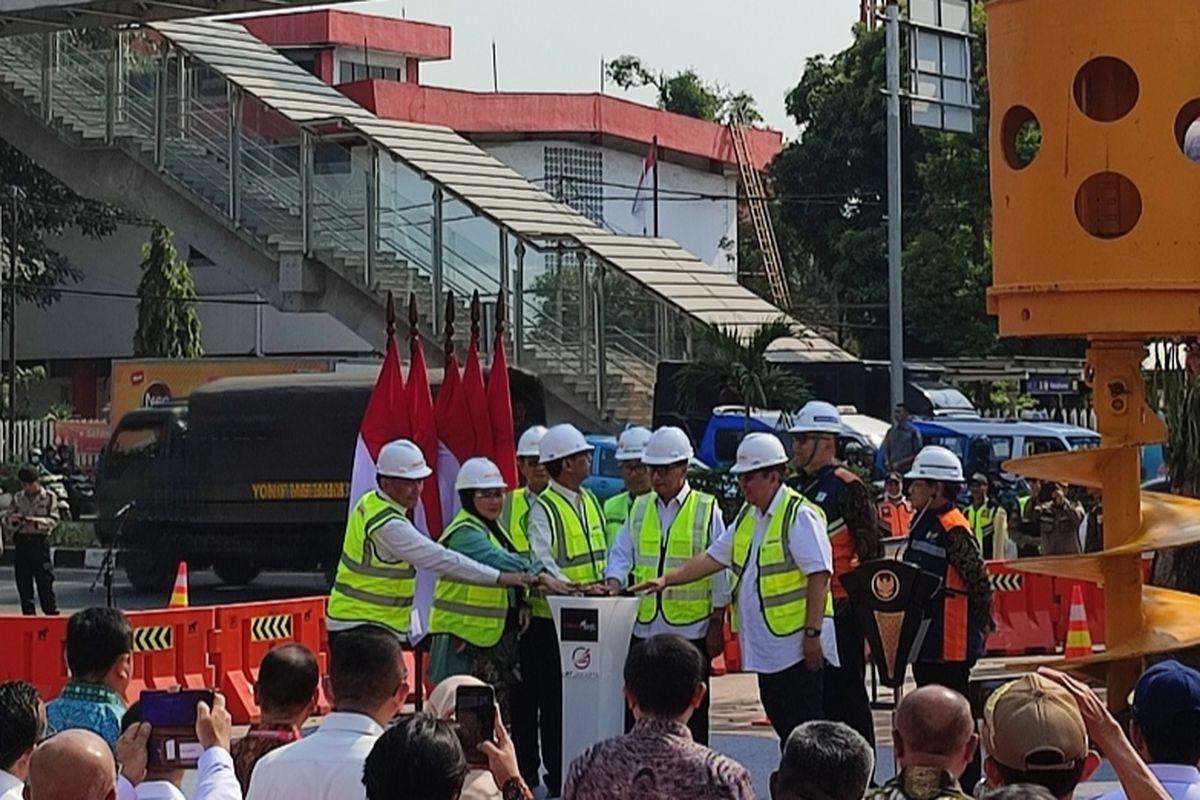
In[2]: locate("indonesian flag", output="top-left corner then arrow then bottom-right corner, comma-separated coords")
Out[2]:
462,326 -> 495,460
407,332 -> 443,642
349,326 -> 410,512
435,352 -> 473,529
631,138 -> 657,223
488,325 -> 518,489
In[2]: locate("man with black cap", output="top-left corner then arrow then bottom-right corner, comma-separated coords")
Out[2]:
1095,661 -> 1200,800
964,472 -> 1006,560
4,465 -> 60,616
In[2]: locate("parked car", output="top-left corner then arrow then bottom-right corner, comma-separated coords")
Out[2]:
696,405 -> 890,469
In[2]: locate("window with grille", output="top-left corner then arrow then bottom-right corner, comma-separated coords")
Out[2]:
543,147 -> 604,225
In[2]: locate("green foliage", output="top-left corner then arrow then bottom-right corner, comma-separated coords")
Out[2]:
0,140 -> 120,312
133,224 -> 204,358
1151,344 -> 1200,497
688,465 -> 742,522
0,365 -> 46,420
43,402 -> 78,421
676,319 -> 811,432
988,380 -> 1038,418
605,55 -> 763,125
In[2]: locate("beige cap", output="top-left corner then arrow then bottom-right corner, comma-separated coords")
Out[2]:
982,673 -> 1088,771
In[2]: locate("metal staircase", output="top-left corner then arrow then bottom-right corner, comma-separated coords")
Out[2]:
730,123 -> 791,311
0,23 -> 846,429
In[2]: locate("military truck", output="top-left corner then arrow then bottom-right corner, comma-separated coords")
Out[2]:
95,370 -> 546,592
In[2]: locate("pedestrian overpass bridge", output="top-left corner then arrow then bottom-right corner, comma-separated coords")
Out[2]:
0,18 -> 853,429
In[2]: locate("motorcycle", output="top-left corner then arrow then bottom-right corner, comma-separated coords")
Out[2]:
27,447 -> 73,521
47,444 -> 96,518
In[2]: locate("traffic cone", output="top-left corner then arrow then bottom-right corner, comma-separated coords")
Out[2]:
1063,584 -> 1093,658
168,562 -> 189,608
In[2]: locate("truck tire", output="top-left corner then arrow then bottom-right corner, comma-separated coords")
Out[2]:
123,550 -> 178,593
213,561 -> 260,587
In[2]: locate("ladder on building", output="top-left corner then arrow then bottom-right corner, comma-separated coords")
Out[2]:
729,124 -> 792,311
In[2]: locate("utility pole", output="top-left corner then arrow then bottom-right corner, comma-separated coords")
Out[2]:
885,1 -> 904,413
6,189 -> 19,462
652,135 -> 660,238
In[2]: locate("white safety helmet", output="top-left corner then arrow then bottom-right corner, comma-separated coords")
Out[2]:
905,445 -> 965,483
615,426 -> 653,462
642,426 -> 695,466
538,423 -> 591,464
730,432 -> 789,475
376,439 -> 433,480
455,457 -> 508,491
516,425 -> 549,458
789,401 -> 843,435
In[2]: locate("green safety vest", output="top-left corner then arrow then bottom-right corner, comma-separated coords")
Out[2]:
327,491 -> 417,635
429,510 -> 511,648
530,486 -> 607,618
502,487 -> 535,555
729,486 -> 834,637
630,490 -> 718,626
964,503 -> 996,550
603,491 -> 633,550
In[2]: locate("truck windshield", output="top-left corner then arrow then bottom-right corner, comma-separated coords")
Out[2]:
109,423 -> 164,460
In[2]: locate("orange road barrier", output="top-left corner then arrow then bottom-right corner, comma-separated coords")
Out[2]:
123,607 -> 217,702
211,598 -> 331,724
0,616 -> 69,701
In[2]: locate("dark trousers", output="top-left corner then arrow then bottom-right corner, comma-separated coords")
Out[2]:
512,617 -> 562,795
757,659 -> 824,747
913,660 -> 979,789
822,605 -> 876,749
624,635 -> 711,745
14,534 -> 57,616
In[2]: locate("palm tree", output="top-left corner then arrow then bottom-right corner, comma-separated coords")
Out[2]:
676,319 -> 811,433
1150,342 -> 1200,590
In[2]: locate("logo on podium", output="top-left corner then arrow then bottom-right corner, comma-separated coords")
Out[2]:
842,560 -> 941,688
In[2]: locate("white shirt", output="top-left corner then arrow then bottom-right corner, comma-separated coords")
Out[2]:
327,495 -> 501,632
1095,764 -> 1200,800
706,485 -> 838,673
0,770 -> 22,800
246,712 -> 384,800
116,748 -> 241,800
527,480 -> 591,581
605,483 -> 732,639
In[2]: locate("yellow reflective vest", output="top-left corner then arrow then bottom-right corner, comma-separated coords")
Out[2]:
629,490 -> 719,626
502,487 -> 536,555
327,490 -> 417,635
429,510 -> 511,648
964,502 -> 997,551
529,486 -> 607,618
729,486 -> 834,637
603,491 -> 633,550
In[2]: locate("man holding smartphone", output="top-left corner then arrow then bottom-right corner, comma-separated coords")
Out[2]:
4,465 -> 60,616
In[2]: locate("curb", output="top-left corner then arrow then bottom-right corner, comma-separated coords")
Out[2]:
0,548 -> 121,568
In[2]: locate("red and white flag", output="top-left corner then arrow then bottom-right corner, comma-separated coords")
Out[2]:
435,351 -> 473,529
349,325 -> 410,512
407,333 -> 443,540
462,323 -> 495,460
488,321 -> 518,489
631,138 -> 657,223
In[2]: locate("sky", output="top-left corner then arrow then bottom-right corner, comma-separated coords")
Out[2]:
346,0 -> 859,137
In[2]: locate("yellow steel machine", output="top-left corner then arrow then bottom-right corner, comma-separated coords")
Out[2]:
987,0 -> 1200,705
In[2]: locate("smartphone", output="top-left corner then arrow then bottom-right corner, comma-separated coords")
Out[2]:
455,685 -> 496,767
140,689 -> 214,768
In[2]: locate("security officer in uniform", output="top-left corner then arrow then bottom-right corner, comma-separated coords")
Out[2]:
503,425 -> 549,550
902,445 -> 994,789
5,465 -> 60,616
603,426 -> 653,548
788,401 -> 882,753
878,471 -> 915,538
521,423 -> 609,797
964,472 -> 1005,559
604,426 -> 728,744
634,433 -> 835,745
327,440 -> 531,643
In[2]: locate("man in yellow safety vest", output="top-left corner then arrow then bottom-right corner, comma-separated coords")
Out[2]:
326,439 -> 531,642
603,425 -> 728,745
503,425 -> 549,555
519,423 -> 608,797
964,472 -> 1006,560
603,426 -> 654,549
633,432 -> 835,745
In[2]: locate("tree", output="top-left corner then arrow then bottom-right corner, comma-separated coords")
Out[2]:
133,224 -> 203,358
1149,344 -> 1200,597
605,55 -> 763,125
675,319 -> 811,432
0,140 -> 120,312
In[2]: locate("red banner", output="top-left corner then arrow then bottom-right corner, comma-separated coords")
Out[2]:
54,420 -> 111,473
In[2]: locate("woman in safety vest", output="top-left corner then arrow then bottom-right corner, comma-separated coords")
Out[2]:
428,457 -> 573,717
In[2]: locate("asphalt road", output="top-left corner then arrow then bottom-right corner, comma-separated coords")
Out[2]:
0,565 -> 330,613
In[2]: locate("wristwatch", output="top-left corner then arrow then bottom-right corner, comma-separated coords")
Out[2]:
501,777 -> 527,800
803,626 -> 822,638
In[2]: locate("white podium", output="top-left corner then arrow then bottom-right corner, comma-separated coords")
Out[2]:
549,595 -> 640,782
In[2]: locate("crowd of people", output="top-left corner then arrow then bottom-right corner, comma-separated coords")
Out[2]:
3,602 -> 1199,800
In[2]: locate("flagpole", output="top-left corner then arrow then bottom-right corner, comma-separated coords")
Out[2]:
652,134 -> 659,238
405,289 -> 427,714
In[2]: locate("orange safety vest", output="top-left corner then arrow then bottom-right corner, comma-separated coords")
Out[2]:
793,465 -> 865,600
878,497 -> 915,538
903,506 -> 984,663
